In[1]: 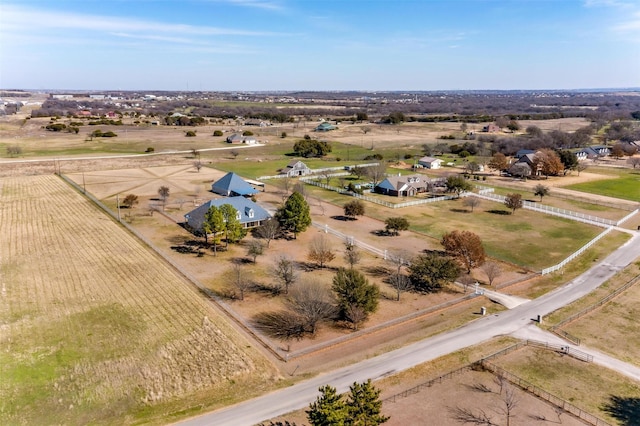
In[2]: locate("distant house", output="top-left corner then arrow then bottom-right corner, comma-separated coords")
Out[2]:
482,123 -> 501,133
226,133 -> 257,144
211,172 -> 259,197
590,145 -> 610,156
280,160 -> 312,177
375,174 -> 430,197
417,156 -> 443,169
515,149 -> 536,159
315,122 -> 337,132
184,197 -> 271,232
244,119 -> 269,127
576,146 -> 610,161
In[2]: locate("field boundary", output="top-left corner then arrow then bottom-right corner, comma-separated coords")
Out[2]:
548,273 -> 640,343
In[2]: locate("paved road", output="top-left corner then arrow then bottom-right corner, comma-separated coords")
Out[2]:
177,232 -> 640,426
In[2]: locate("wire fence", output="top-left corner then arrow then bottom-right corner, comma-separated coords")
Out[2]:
481,362 -> 611,426
549,273 -> 640,338
385,340 -> 609,426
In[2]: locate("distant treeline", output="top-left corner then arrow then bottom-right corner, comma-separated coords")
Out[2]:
29,92 -> 640,122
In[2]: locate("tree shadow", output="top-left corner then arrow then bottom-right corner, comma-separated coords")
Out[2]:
371,229 -> 395,237
487,209 -> 511,215
363,265 -> 391,277
450,208 -> 470,213
331,215 -> 354,221
602,395 -> 640,426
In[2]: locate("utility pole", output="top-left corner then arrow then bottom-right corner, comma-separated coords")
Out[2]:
116,193 -> 121,222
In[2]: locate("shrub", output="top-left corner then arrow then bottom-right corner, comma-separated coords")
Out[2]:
145,147 -> 155,153
213,130 -> 223,136
185,130 -> 197,137
242,130 -> 254,136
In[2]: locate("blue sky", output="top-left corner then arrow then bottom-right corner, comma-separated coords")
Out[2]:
1,0 -> 639,91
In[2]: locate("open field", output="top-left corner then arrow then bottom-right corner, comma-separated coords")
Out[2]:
565,169 -> 640,202
0,175 -> 280,425
546,262 -> 640,367
0,113 -> 590,160
493,347 -> 640,425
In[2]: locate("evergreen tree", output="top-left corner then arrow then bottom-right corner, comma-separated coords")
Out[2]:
332,268 -> 379,328
307,385 -> 347,426
219,204 -> 245,247
203,205 -> 225,255
277,191 -> 311,239
408,253 -> 460,292
346,380 -> 389,426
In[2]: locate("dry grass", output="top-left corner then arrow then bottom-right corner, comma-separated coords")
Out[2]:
0,175 -> 280,425
549,262 -> 640,366
493,347 -> 640,425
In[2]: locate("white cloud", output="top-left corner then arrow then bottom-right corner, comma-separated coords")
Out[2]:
226,0 -> 285,11
0,4 -> 288,38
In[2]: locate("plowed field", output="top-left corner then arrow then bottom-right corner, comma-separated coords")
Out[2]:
0,175 -> 278,425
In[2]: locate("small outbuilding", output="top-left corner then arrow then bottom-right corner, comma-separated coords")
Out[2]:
417,156 -> 443,169
280,160 -> 312,177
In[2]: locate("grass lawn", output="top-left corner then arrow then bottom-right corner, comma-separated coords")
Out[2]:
305,185 -> 604,270
493,347 -> 640,425
565,169 -> 640,202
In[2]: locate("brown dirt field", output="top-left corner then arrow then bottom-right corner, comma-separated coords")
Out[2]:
270,369 -> 589,426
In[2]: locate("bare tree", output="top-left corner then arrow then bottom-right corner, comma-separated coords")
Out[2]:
122,194 -> 139,209
320,170 -> 332,185
230,262 -> 251,300
627,157 -> 640,169
158,185 -> 170,211
246,240 -> 264,263
253,310 -> 305,345
256,219 -> 280,247
293,182 -> 307,199
389,272 -> 411,301
345,304 -> 367,331
481,262 -> 502,286
286,280 -> 336,335
463,197 -> 480,212
194,160 -> 203,172
308,234 -> 336,268
364,162 -> 388,188
273,255 -> 297,294
496,385 -> 519,426
344,240 -> 362,269
576,164 -> 588,176
230,149 -> 240,159
176,198 -> 187,209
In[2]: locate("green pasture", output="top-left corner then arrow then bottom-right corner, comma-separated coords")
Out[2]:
565,170 -> 640,202
303,183 -> 603,270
